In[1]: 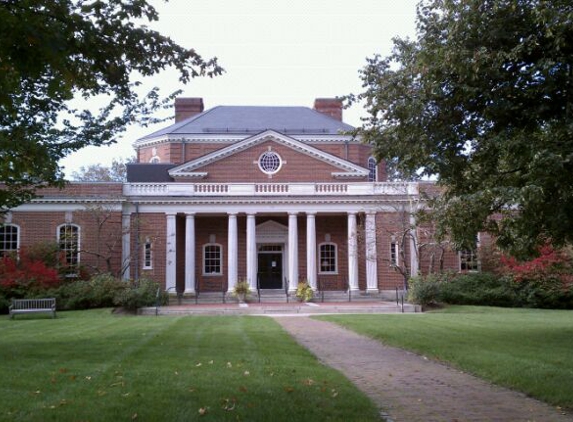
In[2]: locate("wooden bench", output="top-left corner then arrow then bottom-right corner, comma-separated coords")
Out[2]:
9,298 -> 57,319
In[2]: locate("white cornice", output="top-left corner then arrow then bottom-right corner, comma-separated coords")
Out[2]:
132,133 -> 360,149
168,130 -> 368,178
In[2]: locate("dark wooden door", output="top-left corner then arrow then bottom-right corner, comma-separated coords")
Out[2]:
258,253 -> 282,289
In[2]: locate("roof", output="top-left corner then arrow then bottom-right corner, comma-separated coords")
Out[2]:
138,106 -> 355,141
126,164 -> 175,183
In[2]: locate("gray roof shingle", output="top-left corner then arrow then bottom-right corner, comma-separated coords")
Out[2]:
138,106 -> 354,141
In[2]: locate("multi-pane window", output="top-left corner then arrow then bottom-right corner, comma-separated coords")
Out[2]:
319,243 -> 337,273
203,244 -> 222,275
58,224 -> 80,271
368,157 -> 377,182
390,240 -> 399,266
143,239 -> 153,269
460,249 -> 479,272
0,224 -> 19,257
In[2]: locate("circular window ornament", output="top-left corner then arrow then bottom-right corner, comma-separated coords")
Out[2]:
258,151 -> 282,175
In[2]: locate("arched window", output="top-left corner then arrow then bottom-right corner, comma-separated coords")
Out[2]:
203,243 -> 222,275
319,242 -> 338,274
149,156 -> 160,163
0,224 -> 19,257
58,224 -> 80,272
368,157 -> 377,182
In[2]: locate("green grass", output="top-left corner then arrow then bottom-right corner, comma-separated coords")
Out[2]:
317,306 -> 573,409
0,310 -> 380,421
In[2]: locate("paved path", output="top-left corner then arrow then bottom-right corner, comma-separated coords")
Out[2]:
274,316 -> 572,422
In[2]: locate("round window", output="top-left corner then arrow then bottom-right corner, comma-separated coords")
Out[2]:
258,151 -> 282,174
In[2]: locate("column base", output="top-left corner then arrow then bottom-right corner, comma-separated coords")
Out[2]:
184,289 -> 196,295
366,288 -> 380,294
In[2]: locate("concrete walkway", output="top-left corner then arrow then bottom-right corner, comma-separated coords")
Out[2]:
274,316 -> 572,422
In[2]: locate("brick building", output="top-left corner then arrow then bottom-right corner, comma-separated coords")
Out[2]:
1,97 -> 472,297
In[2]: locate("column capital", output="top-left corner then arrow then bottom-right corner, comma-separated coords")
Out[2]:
288,211 -> 299,216
227,212 -> 238,216
165,211 -> 177,217
185,212 -> 196,217
306,212 -> 317,217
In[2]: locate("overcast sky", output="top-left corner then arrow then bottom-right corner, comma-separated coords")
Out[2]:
60,0 -> 419,176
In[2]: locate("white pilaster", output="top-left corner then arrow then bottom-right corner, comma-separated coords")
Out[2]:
121,213 -> 131,280
347,212 -> 359,291
246,213 -> 257,289
409,213 -> 419,278
365,212 -> 378,293
306,213 -> 317,290
165,213 -> 177,292
288,212 -> 299,292
227,213 -> 238,293
184,213 -> 195,294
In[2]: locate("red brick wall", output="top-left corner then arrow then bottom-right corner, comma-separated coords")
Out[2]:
132,213 -> 167,285
7,208 -> 123,277
188,141 -> 360,183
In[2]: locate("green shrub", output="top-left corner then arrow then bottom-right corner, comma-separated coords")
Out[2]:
46,274 -> 127,310
113,278 -> 162,311
407,273 -> 451,306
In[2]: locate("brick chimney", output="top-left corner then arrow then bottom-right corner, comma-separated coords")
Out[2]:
175,97 -> 204,122
313,98 -> 343,121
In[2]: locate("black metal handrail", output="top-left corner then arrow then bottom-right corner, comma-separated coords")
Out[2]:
257,275 -> 261,303
222,279 -> 226,304
395,287 -> 405,313
195,281 -> 200,305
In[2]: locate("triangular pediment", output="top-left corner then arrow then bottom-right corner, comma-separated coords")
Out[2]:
168,130 -> 368,179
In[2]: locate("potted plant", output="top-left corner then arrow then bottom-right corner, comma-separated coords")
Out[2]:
295,281 -> 314,302
233,279 -> 251,303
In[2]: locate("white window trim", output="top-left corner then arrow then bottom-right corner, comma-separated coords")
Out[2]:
318,242 -> 338,274
0,223 -> 20,256
257,150 -> 283,175
368,156 -> 377,182
142,238 -> 153,270
459,234 -> 480,272
57,223 -> 81,272
203,243 -> 223,276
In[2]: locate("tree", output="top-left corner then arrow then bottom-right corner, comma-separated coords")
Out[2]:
349,0 -> 573,257
71,157 -> 135,182
0,0 -> 222,211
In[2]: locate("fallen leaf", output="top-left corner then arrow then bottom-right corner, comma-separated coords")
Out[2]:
59,368 -> 68,374
239,386 -> 248,393
85,376 -> 92,380
208,360 -> 214,365
198,407 -> 208,416
304,378 -> 314,386
174,371 -> 179,375
132,413 -> 138,420
331,389 -> 338,398
226,362 -> 232,368
243,371 -> 250,376
195,363 -> 202,367
189,387 -> 196,393
284,386 -> 294,393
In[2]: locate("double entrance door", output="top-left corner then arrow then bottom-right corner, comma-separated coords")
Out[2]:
257,245 -> 283,289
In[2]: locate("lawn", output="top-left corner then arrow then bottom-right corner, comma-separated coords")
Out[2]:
318,306 -> 573,409
0,310 -> 380,421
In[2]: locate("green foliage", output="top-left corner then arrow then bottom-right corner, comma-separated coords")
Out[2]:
295,281 -> 314,302
113,278 -> 161,311
53,273 -> 127,310
0,1 -> 222,211
232,279 -> 251,297
70,157 -> 136,182
350,0 -> 573,257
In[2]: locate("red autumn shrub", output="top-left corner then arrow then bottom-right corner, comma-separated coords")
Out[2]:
0,249 -> 62,296
500,245 -> 573,286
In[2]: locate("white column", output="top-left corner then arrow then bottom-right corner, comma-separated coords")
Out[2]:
121,213 -> 131,280
165,213 -> 177,292
288,212 -> 299,292
306,213 -> 317,290
227,213 -> 238,293
409,213 -> 419,278
246,213 -> 257,289
347,212 -> 359,291
184,213 -> 195,294
365,212 -> 378,293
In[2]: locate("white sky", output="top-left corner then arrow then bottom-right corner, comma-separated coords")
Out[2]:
60,0 -> 419,176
